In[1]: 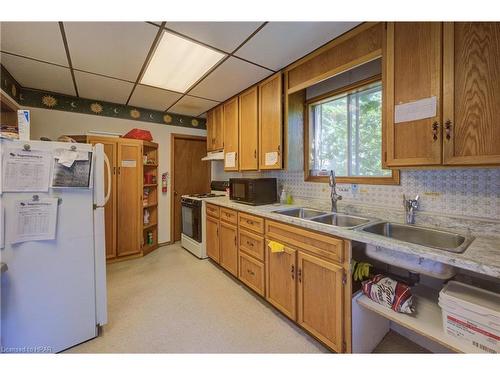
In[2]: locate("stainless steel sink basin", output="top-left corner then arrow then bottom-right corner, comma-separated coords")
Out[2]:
273,207 -> 328,219
358,222 -> 474,253
311,213 -> 372,229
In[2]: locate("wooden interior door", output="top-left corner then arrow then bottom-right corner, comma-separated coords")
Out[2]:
385,22 -> 443,166
265,243 -> 297,320
223,97 -> 239,171
239,87 -> 259,171
172,135 -> 211,242
443,22 -> 500,165
116,140 -> 142,257
259,72 -> 283,170
219,222 -> 238,276
88,136 -> 117,260
206,216 -> 220,262
297,251 -> 344,352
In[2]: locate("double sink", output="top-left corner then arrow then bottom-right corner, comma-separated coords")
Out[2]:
272,207 -> 474,254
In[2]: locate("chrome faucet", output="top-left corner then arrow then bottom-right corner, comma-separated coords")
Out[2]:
329,170 -> 342,213
403,194 -> 420,224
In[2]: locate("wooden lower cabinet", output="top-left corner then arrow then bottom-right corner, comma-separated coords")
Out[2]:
219,222 -> 238,277
238,252 -> 265,296
266,242 -> 297,320
206,215 -> 220,262
297,251 -> 344,352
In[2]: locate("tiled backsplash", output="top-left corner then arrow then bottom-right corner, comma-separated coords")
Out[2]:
212,163 -> 500,221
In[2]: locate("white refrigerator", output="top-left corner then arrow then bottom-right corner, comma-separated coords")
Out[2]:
0,139 -> 109,353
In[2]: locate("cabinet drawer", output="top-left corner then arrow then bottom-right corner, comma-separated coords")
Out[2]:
238,252 -> 265,296
265,220 -> 344,264
206,204 -> 220,218
239,229 -> 264,261
238,212 -> 264,234
220,207 -> 237,225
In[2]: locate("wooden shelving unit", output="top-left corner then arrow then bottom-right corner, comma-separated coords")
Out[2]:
142,141 -> 159,254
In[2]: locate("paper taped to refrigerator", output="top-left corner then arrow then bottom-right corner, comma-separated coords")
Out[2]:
394,96 -> 437,123
12,198 -> 58,244
54,148 -> 88,168
51,151 -> 93,188
2,147 -> 52,192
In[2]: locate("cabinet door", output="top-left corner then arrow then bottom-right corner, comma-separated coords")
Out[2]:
297,251 -> 344,352
213,105 -> 224,151
443,22 -> 500,165
385,22 -> 443,166
116,140 -> 142,257
239,86 -> 259,170
88,136 -> 117,260
206,216 -> 220,263
219,222 -> 238,276
206,109 -> 215,151
266,243 -> 297,320
259,72 -> 283,170
223,97 -> 239,171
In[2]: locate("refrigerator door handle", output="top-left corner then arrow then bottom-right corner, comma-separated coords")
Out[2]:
103,153 -> 111,206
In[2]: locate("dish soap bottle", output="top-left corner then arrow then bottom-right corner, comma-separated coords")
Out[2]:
280,187 -> 287,204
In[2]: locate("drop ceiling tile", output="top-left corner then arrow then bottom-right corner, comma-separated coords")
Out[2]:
129,84 -> 182,111
235,22 -> 360,71
74,70 -> 134,104
64,22 -> 158,81
1,52 -> 75,95
166,22 -> 263,52
0,22 -> 68,66
189,57 -> 270,102
169,95 -> 219,116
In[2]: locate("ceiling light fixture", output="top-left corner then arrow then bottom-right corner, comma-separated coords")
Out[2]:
141,31 -> 225,93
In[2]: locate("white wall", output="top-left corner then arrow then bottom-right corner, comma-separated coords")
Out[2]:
28,107 -> 207,243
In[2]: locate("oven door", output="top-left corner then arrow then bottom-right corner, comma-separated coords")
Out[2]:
181,200 -> 202,242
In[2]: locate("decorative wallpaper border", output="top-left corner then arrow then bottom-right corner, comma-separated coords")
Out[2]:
1,64 -> 206,130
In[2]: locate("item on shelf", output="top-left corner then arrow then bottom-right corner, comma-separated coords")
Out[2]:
351,260 -> 373,282
144,209 -> 150,225
147,231 -> 154,245
0,124 -> 19,139
362,274 -> 415,314
143,155 -> 148,165
144,173 -> 154,184
143,188 -> 150,207
439,281 -> 500,353
123,128 -> 153,142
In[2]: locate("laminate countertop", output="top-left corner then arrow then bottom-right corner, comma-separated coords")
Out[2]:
203,197 -> 500,279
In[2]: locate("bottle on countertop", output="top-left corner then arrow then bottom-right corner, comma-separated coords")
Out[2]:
280,187 -> 287,204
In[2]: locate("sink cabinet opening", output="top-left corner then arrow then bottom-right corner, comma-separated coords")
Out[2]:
350,242 -> 499,353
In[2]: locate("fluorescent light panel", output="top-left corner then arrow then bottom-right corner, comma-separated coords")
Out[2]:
141,31 -> 225,93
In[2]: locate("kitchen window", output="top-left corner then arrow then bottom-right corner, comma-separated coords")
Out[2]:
305,75 -> 399,185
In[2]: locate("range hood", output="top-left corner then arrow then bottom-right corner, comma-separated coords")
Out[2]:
202,150 -> 224,161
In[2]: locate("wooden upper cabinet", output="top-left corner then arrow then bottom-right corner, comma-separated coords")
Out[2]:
259,72 -> 283,170
297,251 -> 344,352
206,110 -> 215,151
443,22 -> 500,165
116,140 -> 142,257
223,97 -> 239,171
239,86 -> 259,171
385,22 -> 443,166
266,243 -> 297,320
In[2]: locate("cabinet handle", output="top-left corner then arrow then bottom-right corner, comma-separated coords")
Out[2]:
118,166 -> 121,175
247,269 -> 255,276
298,268 -> 302,283
246,220 -> 254,225
254,149 -> 257,159
445,120 -> 452,141
432,121 -> 439,142
246,240 -> 254,247
113,166 -> 116,175
277,145 -> 281,157
291,264 -> 295,280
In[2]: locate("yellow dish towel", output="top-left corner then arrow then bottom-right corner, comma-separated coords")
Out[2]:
268,240 -> 285,253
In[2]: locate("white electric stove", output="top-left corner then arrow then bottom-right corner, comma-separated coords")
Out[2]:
180,181 -> 228,259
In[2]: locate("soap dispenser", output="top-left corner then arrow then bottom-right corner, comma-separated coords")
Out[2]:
280,186 -> 287,204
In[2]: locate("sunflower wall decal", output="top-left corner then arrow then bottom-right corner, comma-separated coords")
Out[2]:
130,109 -> 141,119
90,103 -> 103,114
163,114 -> 172,124
42,95 -> 57,108
191,119 -> 199,127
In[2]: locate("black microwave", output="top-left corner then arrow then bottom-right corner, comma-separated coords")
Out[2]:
229,178 -> 277,205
